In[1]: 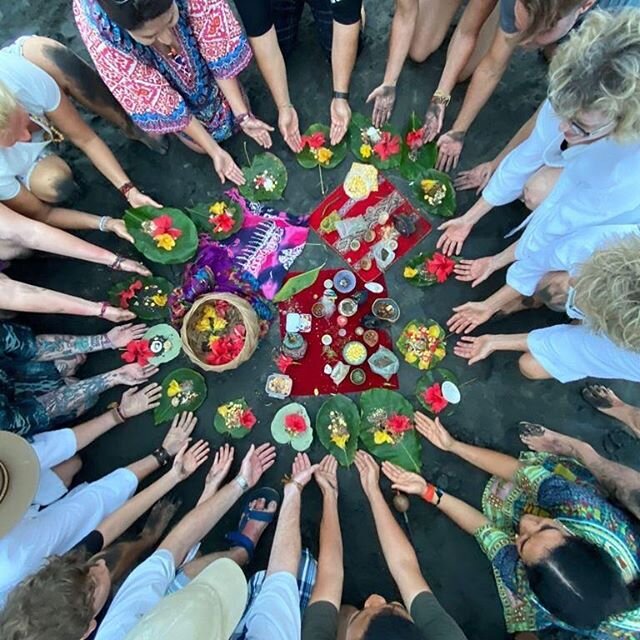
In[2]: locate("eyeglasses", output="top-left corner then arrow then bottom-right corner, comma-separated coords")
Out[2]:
567,117 -> 616,138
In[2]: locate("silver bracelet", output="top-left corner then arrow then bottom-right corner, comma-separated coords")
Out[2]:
234,475 -> 249,493
99,216 -> 111,232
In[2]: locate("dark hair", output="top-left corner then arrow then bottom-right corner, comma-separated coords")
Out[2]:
526,537 -> 640,629
363,610 -> 426,640
96,0 -> 173,31
517,0 -> 586,41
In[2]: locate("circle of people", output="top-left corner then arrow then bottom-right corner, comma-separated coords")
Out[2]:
1,0 -> 640,639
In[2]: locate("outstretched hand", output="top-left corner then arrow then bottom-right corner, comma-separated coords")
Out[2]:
454,161 -> 495,194
453,256 -> 499,288
107,323 -> 147,348
436,218 -> 473,257
278,105 -> 303,152
447,301 -> 493,334
239,443 -> 277,489
171,439 -> 210,480
381,461 -> 427,496
453,335 -> 495,365
290,452 -> 319,489
162,411 -> 198,456
436,130 -> 465,172
366,84 -> 396,127
354,450 -> 380,496
330,98 -> 351,145
119,382 -> 162,418
314,454 -> 338,496
414,413 -> 457,452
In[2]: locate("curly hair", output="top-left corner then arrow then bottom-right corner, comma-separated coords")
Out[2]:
548,10 -> 640,142
574,235 -> 640,352
0,79 -> 18,131
0,551 -> 96,640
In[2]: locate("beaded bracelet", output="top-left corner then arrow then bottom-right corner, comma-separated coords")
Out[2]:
111,255 -> 125,270
236,112 -> 253,126
99,216 -> 111,232
431,90 -> 451,106
119,181 -> 136,198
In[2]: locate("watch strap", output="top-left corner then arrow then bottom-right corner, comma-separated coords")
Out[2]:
332,91 -> 350,100
152,446 -> 171,467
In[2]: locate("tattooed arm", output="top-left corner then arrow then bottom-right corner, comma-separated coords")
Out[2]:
34,333 -> 111,360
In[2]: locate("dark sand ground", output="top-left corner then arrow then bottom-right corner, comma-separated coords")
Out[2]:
3,2 -> 640,638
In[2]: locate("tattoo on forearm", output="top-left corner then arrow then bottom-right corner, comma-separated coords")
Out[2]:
587,456 -> 640,520
34,334 -> 111,360
37,372 -> 115,420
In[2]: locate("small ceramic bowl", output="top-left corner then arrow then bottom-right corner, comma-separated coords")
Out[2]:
333,270 -> 356,294
372,298 -> 400,323
343,341 -> 367,365
338,298 -> 358,318
350,368 -> 366,385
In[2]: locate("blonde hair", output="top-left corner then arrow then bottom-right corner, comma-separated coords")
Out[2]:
548,10 -> 640,142
574,235 -> 640,353
0,79 -> 18,130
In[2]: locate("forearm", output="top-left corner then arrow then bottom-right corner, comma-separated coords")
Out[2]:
493,241 -> 518,269
311,492 -> 343,603
432,491 -> 489,534
98,470 -> 179,546
449,440 -> 521,481
72,409 -> 119,451
267,485 -> 301,577
461,196 -> 494,226
75,135 -> 130,191
488,333 -> 530,353
382,1 -> 418,86
160,479 -> 243,566
183,117 -> 223,159
34,333 -> 111,360
42,205 -> 105,232
368,489 -> 424,585
249,29 -> 292,109
125,455 -> 161,483
438,31 -> 481,95
332,22 -> 360,93
483,284 -> 521,314
216,77 -> 250,116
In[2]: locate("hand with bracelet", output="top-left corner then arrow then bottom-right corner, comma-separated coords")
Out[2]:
422,90 -> 451,143
236,111 -> 274,149
286,452 -> 319,494
235,442 -> 278,492
119,180 -> 163,211
109,252 -> 151,277
381,461 -> 443,506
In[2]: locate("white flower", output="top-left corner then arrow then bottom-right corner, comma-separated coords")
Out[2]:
263,177 -> 275,191
366,126 -> 382,143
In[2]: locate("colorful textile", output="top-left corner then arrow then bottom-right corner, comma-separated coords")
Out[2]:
277,269 -> 400,396
474,452 -> 640,638
309,178 -> 432,284
0,322 -> 61,435
73,0 -> 252,138
223,189 -> 310,300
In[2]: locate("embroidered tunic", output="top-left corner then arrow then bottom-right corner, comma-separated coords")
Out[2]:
73,0 -> 252,140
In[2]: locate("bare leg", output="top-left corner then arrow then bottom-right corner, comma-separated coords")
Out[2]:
51,454 -> 83,487
458,3 -> 500,81
522,166 -> 563,211
582,384 -> 640,436
21,36 -> 168,154
408,0 -> 464,64
28,155 -> 78,204
518,352 -> 553,380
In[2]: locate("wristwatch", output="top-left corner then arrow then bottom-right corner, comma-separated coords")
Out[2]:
152,446 -> 171,468
234,475 -> 249,493
332,91 -> 350,100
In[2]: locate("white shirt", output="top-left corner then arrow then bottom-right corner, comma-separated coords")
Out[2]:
528,324 -> 640,383
0,45 -> 61,200
483,100 -> 640,259
506,224 -> 640,296
0,468 -> 137,608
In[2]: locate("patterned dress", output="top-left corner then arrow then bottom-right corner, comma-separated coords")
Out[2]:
474,452 -> 640,638
73,0 -> 252,139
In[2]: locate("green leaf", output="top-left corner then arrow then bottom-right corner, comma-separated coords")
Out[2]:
108,276 -> 173,320
358,389 -> 422,472
296,124 -> 347,170
143,324 -> 182,365
271,403 -> 314,451
396,319 -> 447,371
185,198 -> 244,241
214,398 -> 255,439
347,113 -> 402,170
154,368 -> 207,425
273,263 -> 325,302
124,206 -> 198,265
316,395 -> 361,467
239,152 -> 288,201
411,169 -> 457,218
415,368 -> 459,417
400,113 -> 437,181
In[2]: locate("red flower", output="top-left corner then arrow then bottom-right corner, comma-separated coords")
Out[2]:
152,215 -> 182,240
422,383 -> 448,414
206,333 -> 245,365
211,212 -> 234,234
373,131 -> 401,161
426,252 -> 456,283
301,131 -> 326,150
240,409 -> 257,429
275,354 -> 294,373
387,414 -> 412,435
406,128 -> 424,150
121,339 -> 154,366
285,413 -> 307,434
118,280 -> 143,309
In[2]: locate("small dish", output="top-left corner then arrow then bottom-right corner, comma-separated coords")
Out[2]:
372,298 -> 400,323
343,341 -> 367,365
442,380 -> 461,404
350,368 -> 366,385
265,374 -> 293,399
338,298 -> 358,318
334,270 -> 356,294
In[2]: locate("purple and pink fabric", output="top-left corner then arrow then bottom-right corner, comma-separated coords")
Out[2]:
73,0 -> 252,140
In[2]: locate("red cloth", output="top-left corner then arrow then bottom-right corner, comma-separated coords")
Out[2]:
309,178 -> 432,283
278,269 -> 400,396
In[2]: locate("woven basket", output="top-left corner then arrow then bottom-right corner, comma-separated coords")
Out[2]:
181,293 -> 259,372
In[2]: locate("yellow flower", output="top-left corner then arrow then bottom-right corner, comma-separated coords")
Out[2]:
212,316 -> 228,332
195,317 -> 213,333
427,325 -> 441,339
316,147 -> 334,165
418,359 -> 429,370
434,347 -> 446,360
374,430 -> 394,445
360,144 -> 372,158
167,380 -> 181,398
405,352 -> 418,364
330,433 -> 350,449
217,404 -> 229,418
151,293 -> 168,307
209,201 -> 227,216
420,179 -> 438,190
403,266 -> 418,279
155,233 -> 176,251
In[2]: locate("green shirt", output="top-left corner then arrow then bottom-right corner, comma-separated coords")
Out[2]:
302,591 -> 468,640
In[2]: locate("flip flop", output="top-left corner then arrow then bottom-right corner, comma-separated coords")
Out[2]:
225,487 -> 280,562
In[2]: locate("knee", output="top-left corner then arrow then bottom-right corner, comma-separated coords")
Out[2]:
518,353 -> 550,380
33,161 -> 78,204
408,44 -> 437,64
68,454 -> 83,479
522,177 -> 546,211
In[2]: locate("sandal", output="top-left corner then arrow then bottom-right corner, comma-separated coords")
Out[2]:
225,486 -> 280,562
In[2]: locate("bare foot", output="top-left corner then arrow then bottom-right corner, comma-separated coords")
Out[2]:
518,422 -> 578,457
141,498 -> 180,543
230,498 -> 278,561
582,384 -> 625,412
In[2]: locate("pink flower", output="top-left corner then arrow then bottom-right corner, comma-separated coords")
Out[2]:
426,252 -> 455,283
276,354 -> 294,373
301,131 -> 326,150
285,413 -> 307,434
152,215 -> 182,240
406,128 -> 424,150
422,383 -> 448,414
373,132 -> 401,161
387,414 -> 412,435
240,409 -> 257,429
121,339 -> 153,366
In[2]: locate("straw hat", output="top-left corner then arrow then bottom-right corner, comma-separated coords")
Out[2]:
125,558 -> 248,640
0,432 -> 39,538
